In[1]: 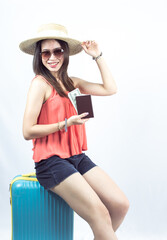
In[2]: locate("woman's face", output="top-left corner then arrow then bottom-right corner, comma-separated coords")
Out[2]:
41,39 -> 64,76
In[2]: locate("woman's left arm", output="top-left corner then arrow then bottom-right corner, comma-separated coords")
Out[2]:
72,41 -> 117,96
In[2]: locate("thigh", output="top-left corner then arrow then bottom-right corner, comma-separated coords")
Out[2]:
50,172 -> 105,222
83,166 -> 128,210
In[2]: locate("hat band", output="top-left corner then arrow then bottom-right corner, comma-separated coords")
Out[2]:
36,29 -> 68,39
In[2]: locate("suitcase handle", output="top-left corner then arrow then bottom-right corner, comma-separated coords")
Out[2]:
9,173 -> 38,206
22,172 -> 36,177
10,173 -> 37,191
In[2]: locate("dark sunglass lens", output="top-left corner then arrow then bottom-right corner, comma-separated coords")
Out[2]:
41,51 -> 51,59
53,48 -> 64,58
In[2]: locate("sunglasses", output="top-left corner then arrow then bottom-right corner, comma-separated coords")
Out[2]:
40,48 -> 64,59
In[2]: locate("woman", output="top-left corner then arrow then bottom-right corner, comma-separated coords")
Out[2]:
20,23 -> 129,240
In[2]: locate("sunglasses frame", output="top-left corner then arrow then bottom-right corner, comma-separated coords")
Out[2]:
40,47 -> 64,59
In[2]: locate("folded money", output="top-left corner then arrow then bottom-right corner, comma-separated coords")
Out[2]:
68,88 -> 81,112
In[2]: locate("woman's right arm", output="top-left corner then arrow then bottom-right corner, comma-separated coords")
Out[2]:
23,77 -> 89,140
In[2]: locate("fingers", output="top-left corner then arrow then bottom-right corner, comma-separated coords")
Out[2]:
67,113 -> 89,126
81,40 -> 96,48
82,40 -> 96,45
81,43 -> 87,52
79,112 -> 89,119
78,117 -> 89,125
77,112 -> 89,124
82,118 -> 89,123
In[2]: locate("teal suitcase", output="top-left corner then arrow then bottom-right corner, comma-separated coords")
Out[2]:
10,173 -> 74,240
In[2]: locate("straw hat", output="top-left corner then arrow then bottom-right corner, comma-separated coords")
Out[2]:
19,23 -> 83,56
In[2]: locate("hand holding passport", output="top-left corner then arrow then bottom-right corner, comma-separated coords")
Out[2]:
68,88 -> 94,119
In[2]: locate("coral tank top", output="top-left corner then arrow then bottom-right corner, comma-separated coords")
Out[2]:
32,75 -> 87,162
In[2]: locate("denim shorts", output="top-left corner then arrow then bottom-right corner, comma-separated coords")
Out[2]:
34,153 -> 97,190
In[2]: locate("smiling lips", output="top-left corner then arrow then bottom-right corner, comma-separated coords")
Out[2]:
48,62 -> 59,68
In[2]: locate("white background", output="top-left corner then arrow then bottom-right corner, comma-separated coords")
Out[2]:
0,0 -> 167,239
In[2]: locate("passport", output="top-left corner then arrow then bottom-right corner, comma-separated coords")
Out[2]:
76,95 -> 94,119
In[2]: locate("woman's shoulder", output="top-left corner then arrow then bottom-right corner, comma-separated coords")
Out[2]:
31,75 -> 51,88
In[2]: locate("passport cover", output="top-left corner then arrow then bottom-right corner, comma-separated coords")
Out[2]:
76,95 -> 94,118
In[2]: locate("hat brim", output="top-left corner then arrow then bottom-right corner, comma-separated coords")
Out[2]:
19,36 -> 83,56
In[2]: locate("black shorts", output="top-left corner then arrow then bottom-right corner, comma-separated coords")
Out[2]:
34,153 -> 97,190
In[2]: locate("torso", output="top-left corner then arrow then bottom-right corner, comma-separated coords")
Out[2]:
32,75 -> 88,162
43,78 -> 69,103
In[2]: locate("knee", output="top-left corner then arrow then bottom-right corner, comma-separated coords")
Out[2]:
87,201 -> 112,226
116,197 -> 130,217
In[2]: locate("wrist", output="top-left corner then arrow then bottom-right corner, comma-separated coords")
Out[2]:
92,52 -> 102,61
58,121 -> 65,131
58,119 -> 68,132
67,118 -> 72,127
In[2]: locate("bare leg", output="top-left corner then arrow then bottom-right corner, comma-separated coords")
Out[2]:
83,166 -> 130,231
50,172 -> 118,240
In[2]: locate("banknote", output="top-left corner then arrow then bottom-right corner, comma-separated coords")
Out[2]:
68,88 -> 81,112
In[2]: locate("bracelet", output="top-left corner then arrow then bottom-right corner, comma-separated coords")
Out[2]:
58,120 -> 68,132
92,52 -> 102,61
65,118 -> 68,132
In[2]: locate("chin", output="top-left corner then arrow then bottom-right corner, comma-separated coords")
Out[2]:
48,66 -> 60,73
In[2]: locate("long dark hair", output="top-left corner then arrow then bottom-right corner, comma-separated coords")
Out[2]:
33,39 -> 75,97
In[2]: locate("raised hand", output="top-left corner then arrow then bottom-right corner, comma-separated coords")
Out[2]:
81,41 -> 101,58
